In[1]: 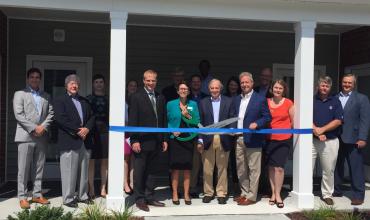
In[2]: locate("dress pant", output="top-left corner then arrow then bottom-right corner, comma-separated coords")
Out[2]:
334,140 -> 365,200
312,138 -> 339,199
202,135 -> 230,198
60,144 -> 91,204
235,137 -> 261,202
17,140 -> 46,200
190,143 -> 202,191
133,148 -> 159,203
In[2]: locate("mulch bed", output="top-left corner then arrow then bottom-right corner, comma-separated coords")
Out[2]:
286,210 -> 370,220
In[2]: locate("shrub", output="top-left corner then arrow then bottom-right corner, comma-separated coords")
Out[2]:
7,205 -> 73,220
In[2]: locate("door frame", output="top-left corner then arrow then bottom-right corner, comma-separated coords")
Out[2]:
25,55 -> 93,179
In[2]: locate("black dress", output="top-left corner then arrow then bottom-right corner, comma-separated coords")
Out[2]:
169,119 -> 195,170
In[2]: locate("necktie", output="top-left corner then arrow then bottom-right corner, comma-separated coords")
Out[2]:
149,92 -> 157,118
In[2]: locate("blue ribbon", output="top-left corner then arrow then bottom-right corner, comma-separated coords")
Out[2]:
109,126 -> 312,134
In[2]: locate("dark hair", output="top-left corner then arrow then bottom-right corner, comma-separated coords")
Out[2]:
225,76 -> 241,97
27,68 -> 42,78
268,79 -> 289,98
190,74 -> 202,81
93,74 -> 105,82
198,59 -> 210,69
176,80 -> 189,91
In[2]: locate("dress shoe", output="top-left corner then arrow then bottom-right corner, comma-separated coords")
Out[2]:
233,195 -> 245,203
202,196 -> 214,203
185,199 -> 192,205
332,192 -> 343,197
32,197 -> 50,205
172,200 -> 180,205
19,199 -> 30,209
64,200 -> 78,208
217,197 -> 227,204
323,198 -> 334,205
79,198 -> 94,205
238,198 -> 256,206
148,200 -> 165,207
136,201 -> 149,212
351,199 -> 364,206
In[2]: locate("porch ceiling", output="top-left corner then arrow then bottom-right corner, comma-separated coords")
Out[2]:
0,6 -> 360,34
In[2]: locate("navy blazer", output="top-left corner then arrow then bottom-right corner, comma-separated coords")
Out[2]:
337,91 -> 370,144
54,93 -> 95,151
198,95 -> 236,151
232,91 -> 272,148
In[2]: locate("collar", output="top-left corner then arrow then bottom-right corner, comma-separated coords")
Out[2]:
241,90 -> 253,99
29,86 -> 40,94
315,93 -> 332,102
68,92 -> 79,99
211,95 -> 221,102
339,91 -> 352,97
144,87 -> 155,95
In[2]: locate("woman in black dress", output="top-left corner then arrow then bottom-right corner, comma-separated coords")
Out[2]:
167,82 -> 200,205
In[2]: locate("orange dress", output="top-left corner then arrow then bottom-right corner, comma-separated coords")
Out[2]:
267,98 -> 293,141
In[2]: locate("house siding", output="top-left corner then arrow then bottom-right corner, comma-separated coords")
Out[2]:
0,10 -> 7,184
6,19 -> 339,180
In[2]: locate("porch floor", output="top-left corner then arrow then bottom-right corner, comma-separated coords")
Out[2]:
0,182 -> 369,219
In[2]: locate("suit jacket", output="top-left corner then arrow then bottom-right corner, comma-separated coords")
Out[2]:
13,87 -> 54,142
233,92 -> 272,148
198,95 -> 236,151
128,88 -> 168,151
54,93 -> 95,151
337,91 -> 370,144
167,99 -> 200,139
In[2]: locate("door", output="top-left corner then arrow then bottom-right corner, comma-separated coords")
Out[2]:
27,55 -> 93,179
345,63 -> 370,182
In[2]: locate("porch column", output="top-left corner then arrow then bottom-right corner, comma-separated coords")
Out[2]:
107,11 -> 128,211
291,21 -> 316,209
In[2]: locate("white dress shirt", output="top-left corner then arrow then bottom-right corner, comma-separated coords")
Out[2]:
237,90 -> 253,129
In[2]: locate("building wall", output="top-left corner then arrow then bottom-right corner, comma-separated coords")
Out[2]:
0,10 -> 7,184
6,19 -> 339,180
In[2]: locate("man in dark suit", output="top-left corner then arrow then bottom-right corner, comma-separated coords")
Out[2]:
54,74 -> 95,208
254,67 -> 273,97
233,72 -> 271,205
197,79 -> 235,205
334,73 -> 370,205
129,69 -> 168,212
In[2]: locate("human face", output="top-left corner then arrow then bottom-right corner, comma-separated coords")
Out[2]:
240,75 -> 253,94
272,82 -> 284,98
341,76 -> 355,94
228,80 -> 239,95
66,80 -> 79,95
127,81 -> 138,95
177,84 -> 189,99
190,76 -> 201,91
209,81 -> 221,99
260,68 -> 273,87
27,72 -> 41,91
318,82 -> 331,98
143,73 -> 157,92
93,78 -> 105,92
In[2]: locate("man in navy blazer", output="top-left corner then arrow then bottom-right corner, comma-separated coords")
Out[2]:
197,79 -> 235,204
334,73 -> 370,205
233,72 -> 271,205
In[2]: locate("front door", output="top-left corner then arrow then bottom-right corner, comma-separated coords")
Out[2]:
26,55 -> 93,179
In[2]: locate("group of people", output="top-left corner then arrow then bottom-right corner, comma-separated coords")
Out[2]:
14,68 -> 109,209
13,60 -> 370,212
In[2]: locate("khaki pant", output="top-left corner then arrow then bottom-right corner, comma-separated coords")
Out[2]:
236,137 -> 261,202
312,138 -> 339,199
202,135 -> 230,197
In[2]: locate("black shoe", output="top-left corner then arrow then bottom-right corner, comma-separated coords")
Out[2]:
64,200 -> 78,208
332,192 -> 343,197
79,198 -> 94,205
323,198 -> 334,205
172,200 -> 180,205
148,200 -> 165,207
202,196 -> 214,203
217,197 -> 227,204
136,201 -> 149,212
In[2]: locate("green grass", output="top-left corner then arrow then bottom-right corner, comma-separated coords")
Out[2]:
7,205 -> 73,220
303,205 -> 337,220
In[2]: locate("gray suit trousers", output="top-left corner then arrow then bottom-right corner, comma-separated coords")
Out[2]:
17,140 -> 46,200
60,144 -> 91,204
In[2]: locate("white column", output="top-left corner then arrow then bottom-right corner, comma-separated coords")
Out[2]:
107,11 -> 128,211
291,21 -> 316,209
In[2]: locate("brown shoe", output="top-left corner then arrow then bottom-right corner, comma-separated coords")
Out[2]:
323,198 -> 334,205
233,195 -> 245,203
20,199 -> 30,209
351,199 -> 364,206
32,197 -> 50,205
238,198 -> 256,206
136,201 -> 149,212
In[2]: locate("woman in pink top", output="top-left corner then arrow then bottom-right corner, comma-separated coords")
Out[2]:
266,79 -> 294,208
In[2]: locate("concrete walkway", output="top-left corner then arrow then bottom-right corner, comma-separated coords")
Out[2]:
1,188 -> 369,220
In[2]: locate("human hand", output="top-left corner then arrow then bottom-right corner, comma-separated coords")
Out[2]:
162,142 -> 168,152
173,132 -> 181,137
313,127 -> 324,136
318,134 -> 327,142
132,142 -> 141,153
356,140 -> 367,148
34,125 -> 45,136
249,122 -> 258,130
197,143 -> 204,154
77,127 -> 89,139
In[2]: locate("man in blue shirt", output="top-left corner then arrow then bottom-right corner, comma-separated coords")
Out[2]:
312,75 -> 343,206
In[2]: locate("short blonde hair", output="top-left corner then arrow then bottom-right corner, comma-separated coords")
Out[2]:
143,69 -> 158,80
317,75 -> 332,87
239,72 -> 254,82
208,79 -> 223,90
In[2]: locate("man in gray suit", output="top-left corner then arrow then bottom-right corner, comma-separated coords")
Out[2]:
334,73 -> 370,205
13,68 -> 54,209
